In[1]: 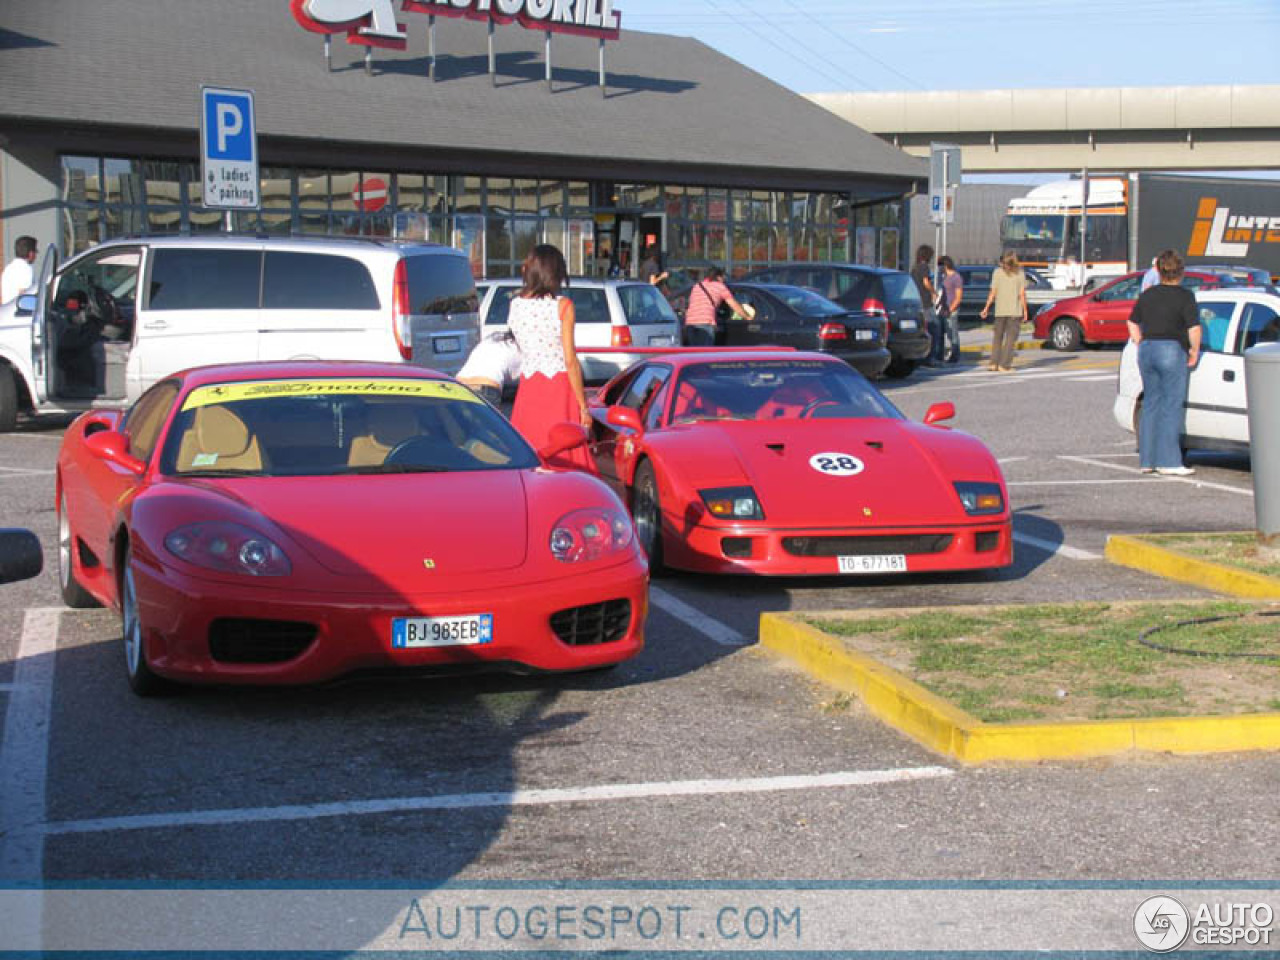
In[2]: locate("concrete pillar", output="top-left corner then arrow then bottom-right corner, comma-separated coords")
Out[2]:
1245,341 -> 1280,557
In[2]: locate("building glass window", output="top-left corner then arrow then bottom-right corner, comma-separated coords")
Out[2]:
297,169 -> 329,235
51,155 -> 900,283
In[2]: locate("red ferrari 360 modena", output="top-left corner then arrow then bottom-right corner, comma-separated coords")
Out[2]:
56,361 -> 647,695
587,350 -> 1012,576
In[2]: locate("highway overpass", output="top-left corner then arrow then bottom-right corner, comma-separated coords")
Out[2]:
807,85 -> 1280,173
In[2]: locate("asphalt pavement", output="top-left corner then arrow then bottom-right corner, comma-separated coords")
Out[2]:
1,343 -> 1273,898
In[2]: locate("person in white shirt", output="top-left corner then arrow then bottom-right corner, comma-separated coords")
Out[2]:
457,330 -> 521,407
1,236 -> 38,304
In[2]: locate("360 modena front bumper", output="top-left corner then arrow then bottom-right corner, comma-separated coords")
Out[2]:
661,518 -> 1013,576
131,555 -> 648,685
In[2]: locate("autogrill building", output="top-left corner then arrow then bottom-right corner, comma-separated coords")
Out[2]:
0,1 -> 924,279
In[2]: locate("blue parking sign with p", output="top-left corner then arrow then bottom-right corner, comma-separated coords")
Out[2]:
201,86 -> 258,209
205,91 -> 254,161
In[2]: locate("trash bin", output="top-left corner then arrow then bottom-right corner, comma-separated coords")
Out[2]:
1244,341 -> 1280,550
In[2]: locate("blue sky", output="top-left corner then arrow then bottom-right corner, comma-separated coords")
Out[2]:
625,0 -> 1280,94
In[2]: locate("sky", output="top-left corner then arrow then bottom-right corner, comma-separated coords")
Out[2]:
624,0 -> 1280,95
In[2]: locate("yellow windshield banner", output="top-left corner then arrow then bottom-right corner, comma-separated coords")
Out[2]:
181,378 -> 482,411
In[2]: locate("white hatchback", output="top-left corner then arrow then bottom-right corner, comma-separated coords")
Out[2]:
475,277 -> 681,383
1113,288 -> 1280,454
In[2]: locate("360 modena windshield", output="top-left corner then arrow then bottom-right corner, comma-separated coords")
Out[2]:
158,378 -> 539,477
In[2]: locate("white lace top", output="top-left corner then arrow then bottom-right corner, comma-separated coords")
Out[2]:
508,295 -> 567,378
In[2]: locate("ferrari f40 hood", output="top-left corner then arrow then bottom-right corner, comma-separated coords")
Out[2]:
672,420 -> 1001,528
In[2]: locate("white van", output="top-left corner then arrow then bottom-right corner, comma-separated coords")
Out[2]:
0,235 -> 480,430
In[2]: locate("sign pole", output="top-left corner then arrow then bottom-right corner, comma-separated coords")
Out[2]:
599,39 -> 606,97
428,15 -> 436,81
1079,166 -> 1089,286
324,35 -> 331,72
545,31 -> 552,92
488,20 -> 496,86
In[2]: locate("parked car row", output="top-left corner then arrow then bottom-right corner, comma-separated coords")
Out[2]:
56,348 -> 1012,696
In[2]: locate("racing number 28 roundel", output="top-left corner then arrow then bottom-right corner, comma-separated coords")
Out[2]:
809,452 -> 865,477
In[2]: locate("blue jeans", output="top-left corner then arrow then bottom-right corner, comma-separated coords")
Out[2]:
934,310 -> 959,362
1137,339 -> 1189,469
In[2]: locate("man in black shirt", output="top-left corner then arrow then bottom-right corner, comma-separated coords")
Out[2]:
1126,249 -> 1202,476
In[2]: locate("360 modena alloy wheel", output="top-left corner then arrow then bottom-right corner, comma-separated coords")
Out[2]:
632,461 -> 665,574
120,544 -> 167,697
1049,318 -> 1083,351
58,493 -> 99,609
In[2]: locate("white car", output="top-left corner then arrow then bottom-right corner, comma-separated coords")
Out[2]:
475,277 -> 681,383
1113,288 -> 1280,455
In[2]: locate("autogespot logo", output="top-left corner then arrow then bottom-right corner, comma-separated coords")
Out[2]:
1134,896 -> 1191,952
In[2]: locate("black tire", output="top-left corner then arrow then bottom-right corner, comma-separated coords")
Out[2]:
58,492 -> 100,609
631,460 -> 665,575
883,356 -> 917,379
120,544 -> 169,697
1049,318 -> 1083,352
0,364 -> 18,433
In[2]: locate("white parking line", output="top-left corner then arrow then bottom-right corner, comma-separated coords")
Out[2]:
1012,532 -> 1101,561
650,586 -> 749,646
1058,455 -> 1253,497
0,608 -> 60,882
43,766 -> 954,836
0,608 -> 61,950
1008,479 -> 1155,486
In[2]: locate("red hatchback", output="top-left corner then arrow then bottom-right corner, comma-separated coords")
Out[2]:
1034,270 -> 1225,351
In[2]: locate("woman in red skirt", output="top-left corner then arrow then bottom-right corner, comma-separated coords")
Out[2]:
507,244 -> 595,472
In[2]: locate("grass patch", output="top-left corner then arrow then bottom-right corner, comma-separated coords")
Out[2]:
1146,532 -> 1280,579
802,600 -> 1280,723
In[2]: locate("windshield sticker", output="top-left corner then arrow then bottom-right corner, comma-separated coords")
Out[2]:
191,453 -> 219,467
809,452 -> 865,477
182,378 -> 481,410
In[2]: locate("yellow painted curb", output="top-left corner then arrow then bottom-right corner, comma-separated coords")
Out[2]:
1106,534 -> 1280,599
759,610 -> 1280,765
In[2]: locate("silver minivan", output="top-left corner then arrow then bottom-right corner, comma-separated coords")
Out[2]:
0,235 -> 479,430
475,277 -> 680,383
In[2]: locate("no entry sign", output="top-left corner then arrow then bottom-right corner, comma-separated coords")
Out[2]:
353,176 -> 388,213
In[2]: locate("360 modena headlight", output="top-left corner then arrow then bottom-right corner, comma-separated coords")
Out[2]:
164,521 -> 291,577
550,507 -> 634,563
699,486 -> 765,521
954,481 -> 1005,516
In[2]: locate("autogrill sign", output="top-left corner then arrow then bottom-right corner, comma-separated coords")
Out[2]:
292,0 -> 622,48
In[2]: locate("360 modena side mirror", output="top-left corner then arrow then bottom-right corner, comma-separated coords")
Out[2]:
0,529 -> 43,584
538,422 -> 590,461
84,431 -> 146,476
